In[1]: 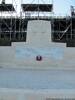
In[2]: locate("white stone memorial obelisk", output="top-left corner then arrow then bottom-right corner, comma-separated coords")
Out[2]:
26,20 -> 51,47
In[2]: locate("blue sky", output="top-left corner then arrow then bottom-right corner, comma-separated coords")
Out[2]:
2,0 -> 75,16
54,0 -> 74,15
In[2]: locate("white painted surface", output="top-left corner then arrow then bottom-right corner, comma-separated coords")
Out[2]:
16,47 -> 63,60
0,20 -> 75,69
27,20 -> 51,47
0,69 -> 75,99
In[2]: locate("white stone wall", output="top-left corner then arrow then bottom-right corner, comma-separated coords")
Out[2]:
0,20 -> 75,69
0,88 -> 75,100
27,20 -> 51,47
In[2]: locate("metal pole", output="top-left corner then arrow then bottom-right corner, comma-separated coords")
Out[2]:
71,6 -> 73,40
38,0 -> 39,19
51,0 -> 54,40
10,0 -> 13,40
71,15 -> 72,39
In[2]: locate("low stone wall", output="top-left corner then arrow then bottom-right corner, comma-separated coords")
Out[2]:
0,88 -> 75,100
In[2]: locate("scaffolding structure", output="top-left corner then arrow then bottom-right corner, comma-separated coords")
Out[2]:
0,0 -> 75,47
0,0 -> 53,46
52,6 -> 75,47
0,0 -> 27,46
